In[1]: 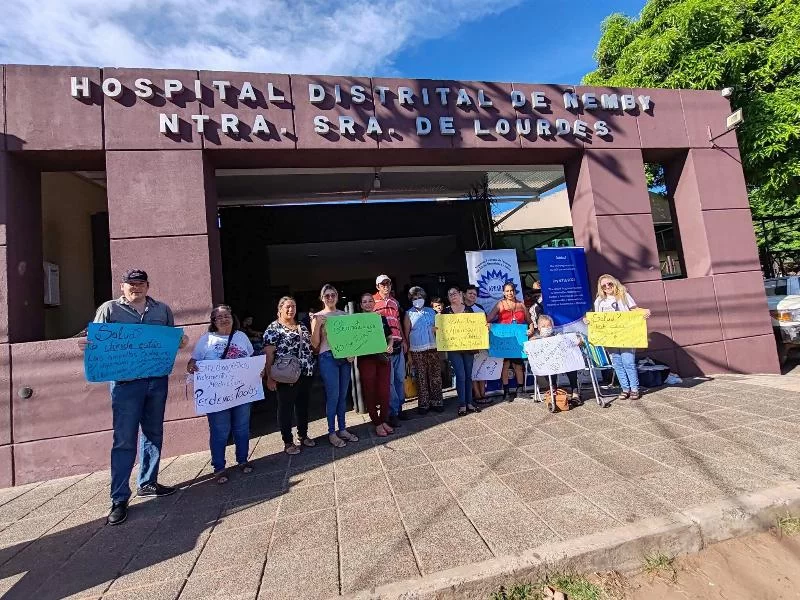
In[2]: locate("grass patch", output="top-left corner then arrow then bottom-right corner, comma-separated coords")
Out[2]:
491,571 -> 613,600
775,514 -> 800,537
642,551 -> 676,581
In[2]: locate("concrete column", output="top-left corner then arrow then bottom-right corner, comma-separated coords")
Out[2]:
0,152 -> 44,486
105,150 -> 222,325
565,148 -> 661,284
665,148 -> 778,374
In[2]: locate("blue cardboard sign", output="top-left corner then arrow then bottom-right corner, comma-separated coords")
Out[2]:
535,247 -> 592,328
489,323 -> 528,358
84,323 -> 184,383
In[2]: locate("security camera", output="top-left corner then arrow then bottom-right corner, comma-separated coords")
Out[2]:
721,87 -> 734,98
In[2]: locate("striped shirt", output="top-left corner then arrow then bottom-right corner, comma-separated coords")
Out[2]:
373,293 -> 403,343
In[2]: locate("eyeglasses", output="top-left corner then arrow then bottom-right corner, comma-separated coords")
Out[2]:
601,282 -> 615,289
378,281 -> 391,287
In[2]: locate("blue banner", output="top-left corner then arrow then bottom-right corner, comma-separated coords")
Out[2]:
488,324 -> 528,358
84,323 -> 184,383
535,247 -> 592,328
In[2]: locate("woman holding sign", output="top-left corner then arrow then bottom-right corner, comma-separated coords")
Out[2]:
404,286 -> 443,414
486,282 -> 532,401
187,305 -> 254,484
590,275 -> 650,400
443,286 -> 483,416
358,293 -> 395,437
311,284 -> 359,448
264,296 -> 317,455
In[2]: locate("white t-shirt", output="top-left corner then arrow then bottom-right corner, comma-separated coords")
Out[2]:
191,331 -> 254,361
594,293 -> 637,313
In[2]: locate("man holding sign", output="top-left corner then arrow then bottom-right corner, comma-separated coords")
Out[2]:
586,274 -> 650,402
78,269 -> 187,526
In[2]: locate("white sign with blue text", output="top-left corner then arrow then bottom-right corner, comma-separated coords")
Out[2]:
465,250 -> 522,304
193,355 -> 266,415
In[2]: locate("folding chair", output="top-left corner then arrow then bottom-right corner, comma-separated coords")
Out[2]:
580,340 -> 616,406
523,359 -> 543,402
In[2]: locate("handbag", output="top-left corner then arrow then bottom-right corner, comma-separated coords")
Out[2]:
269,326 -> 303,384
404,362 -> 418,400
545,388 -> 571,412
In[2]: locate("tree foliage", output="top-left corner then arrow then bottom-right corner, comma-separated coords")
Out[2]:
584,0 -> 800,249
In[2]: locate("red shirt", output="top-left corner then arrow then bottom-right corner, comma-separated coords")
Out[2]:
498,301 -> 527,324
373,293 -> 403,342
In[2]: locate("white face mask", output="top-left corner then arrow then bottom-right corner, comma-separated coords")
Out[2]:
539,327 -> 553,337
412,298 -> 425,309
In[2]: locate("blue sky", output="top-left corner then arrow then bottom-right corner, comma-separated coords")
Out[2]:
390,1 -> 648,84
2,1 -> 647,85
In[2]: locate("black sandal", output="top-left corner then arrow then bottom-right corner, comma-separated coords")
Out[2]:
466,404 -> 481,413
457,408 -> 467,417
240,462 -> 253,474
215,470 -> 229,485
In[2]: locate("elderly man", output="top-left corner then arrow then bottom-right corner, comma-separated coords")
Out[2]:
79,269 -> 187,526
373,274 -> 407,427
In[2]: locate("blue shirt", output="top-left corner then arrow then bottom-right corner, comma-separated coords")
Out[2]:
407,307 -> 437,352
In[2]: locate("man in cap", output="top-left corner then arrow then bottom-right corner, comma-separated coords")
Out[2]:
373,274 -> 407,427
79,269 -> 188,526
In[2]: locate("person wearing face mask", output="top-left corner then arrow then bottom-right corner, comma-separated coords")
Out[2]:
531,314 -> 581,406
403,286 -> 443,414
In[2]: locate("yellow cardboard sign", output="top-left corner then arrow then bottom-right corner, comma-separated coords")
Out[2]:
435,313 -> 489,351
587,311 -> 648,348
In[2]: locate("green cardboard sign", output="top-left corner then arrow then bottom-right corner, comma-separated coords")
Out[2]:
325,313 -> 388,358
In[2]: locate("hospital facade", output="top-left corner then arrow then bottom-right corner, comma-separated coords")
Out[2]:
0,64 -> 779,485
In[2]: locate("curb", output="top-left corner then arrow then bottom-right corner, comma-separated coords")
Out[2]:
341,482 -> 800,599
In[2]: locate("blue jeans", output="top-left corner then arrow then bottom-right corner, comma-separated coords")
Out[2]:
449,352 -> 474,408
109,376 -> 169,503
609,349 -> 639,392
207,403 -> 252,472
389,351 -> 406,416
319,351 -> 352,434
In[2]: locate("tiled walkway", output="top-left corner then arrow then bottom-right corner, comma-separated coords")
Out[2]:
1,376 -> 800,599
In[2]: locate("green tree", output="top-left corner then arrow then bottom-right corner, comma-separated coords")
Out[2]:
584,0 -> 800,253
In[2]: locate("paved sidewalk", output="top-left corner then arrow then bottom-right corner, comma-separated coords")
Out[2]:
1,376 -> 800,599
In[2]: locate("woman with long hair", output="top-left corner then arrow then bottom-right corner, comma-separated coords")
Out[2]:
187,305 -> 255,484
590,274 -> 650,400
357,292 -> 395,436
311,284 -> 359,448
263,296 -> 317,455
486,282 -> 532,401
443,286 -> 483,416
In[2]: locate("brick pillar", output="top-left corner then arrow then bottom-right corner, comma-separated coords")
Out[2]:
665,148 -> 779,374
565,148 -> 661,284
105,150 -> 222,324
0,152 -> 44,486
565,148 -> 676,367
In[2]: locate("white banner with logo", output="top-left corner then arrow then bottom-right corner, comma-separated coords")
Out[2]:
465,249 -> 523,305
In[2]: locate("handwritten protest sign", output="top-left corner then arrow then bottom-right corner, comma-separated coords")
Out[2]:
587,312 -> 648,348
523,334 -> 585,376
489,324 -> 528,358
435,313 -> 489,352
84,323 -> 184,383
193,355 -> 266,415
325,313 -> 388,358
471,351 -> 504,381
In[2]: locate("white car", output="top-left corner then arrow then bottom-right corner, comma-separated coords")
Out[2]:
765,276 -> 800,365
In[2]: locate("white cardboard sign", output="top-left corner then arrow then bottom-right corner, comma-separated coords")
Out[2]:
471,351 -> 504,381
193,355 -> 266,415
523,334 -> 584,376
